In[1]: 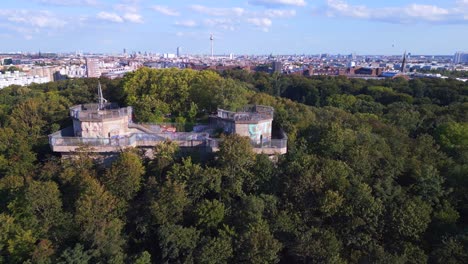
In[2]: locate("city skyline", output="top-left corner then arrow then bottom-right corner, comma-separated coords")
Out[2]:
0,0 -> 467,55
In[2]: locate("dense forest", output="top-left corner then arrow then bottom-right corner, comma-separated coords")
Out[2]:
0,68 -> 467,263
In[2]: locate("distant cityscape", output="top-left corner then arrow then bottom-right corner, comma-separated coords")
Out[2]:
1,49 -> 467,89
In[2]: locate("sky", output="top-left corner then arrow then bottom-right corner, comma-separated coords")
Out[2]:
0,0 -> 467,55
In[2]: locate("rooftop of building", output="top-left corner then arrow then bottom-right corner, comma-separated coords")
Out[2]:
215,105 -> 274,123
69,102 -> 131,121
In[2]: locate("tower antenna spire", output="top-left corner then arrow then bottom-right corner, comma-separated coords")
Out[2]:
210,33 -> 214,59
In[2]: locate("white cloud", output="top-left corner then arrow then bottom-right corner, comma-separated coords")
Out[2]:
97,11 -> 124,23
187,4 -> 296,31
249,0 -> 306,7
403,4 -> 449,19
455,0 -> 468,18
190,5 -> 245,17
247,17 -> 272,31
247,17 -> 272,27
324,0 -> 465,24
264,9 -> 296,18
114,3 -> 138,14
175,20 -> 198,27
108,1 -> 143,23
180,4 -> 298,32
325,0 -> 369,18
0,10 -> 67,28
0,24 -> 35,39
0,10 -> 68,39
36,0 -> 99,6
152,5 -> 180,16
97,3 -> 143,24
123,13 -> 143,23
204,18 -> 237,31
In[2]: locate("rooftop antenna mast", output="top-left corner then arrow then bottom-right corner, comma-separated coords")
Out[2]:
210,33 -> 214,59
98,81 -> 107,110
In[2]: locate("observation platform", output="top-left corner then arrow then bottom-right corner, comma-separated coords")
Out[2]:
49,103 -> 287,156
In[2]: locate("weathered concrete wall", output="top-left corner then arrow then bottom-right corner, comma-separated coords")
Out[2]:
78,116 -> 130,138
252,146 -> 287,155
235,120 -> 272,142
73,119 -> 82,137
215,118 -> 235,134
101,117 -> 131,137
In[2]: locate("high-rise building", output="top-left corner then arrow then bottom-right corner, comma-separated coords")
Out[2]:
177,47 -> 181,57
273,61 -> 282,73
454,52 -> 468,64
86,58 -> 101,78
30,66 -> 56,81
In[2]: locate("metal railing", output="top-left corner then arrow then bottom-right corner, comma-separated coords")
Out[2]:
133,132 -> 209,142
50,132 -> 212,147
51,133 -> 287,150
205,138 -> 287,149
50,123 -> 288,152
131,122 -> 210,133
216,105 -> 274,122
251,139 -> 287,149
69,105 -> 132,121
50,137 -> 113,147
216,109 -> 272,122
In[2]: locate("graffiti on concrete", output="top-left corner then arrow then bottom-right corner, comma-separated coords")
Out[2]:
248,122 -> 271,141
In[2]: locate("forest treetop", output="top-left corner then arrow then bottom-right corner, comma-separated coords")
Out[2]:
0,68 -> 466,263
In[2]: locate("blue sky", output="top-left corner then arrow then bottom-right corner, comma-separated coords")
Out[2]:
0,0 -> 467,55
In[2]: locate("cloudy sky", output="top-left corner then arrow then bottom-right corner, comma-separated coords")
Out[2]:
0,0 -> 467,55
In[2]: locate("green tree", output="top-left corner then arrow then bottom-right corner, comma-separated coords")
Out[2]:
74,177 -> 124,261
194,199 -> 225,230
24,181 -> 65,235
217,134 -> 256,197
292,228 -> 344,264
57,244 -> 92,264
7,229 -> 36,263
102,150 -> 145,212
150,179 -> 189,225
131,251 -> 151,264
436,122 -> 468,159
327,94 -> 357,112
430,236 -> 468,264
158,224 -> 200,263
31,239 -> 55,264
387,197 -> 432,241
168,158 -> 222,201
196,230 -> 234,264
235,220 -> 282,264
0,213 -> 36,263
338,183 -> 383,255
149,140 -> 179,178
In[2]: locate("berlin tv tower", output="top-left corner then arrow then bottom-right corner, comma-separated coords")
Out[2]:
210,34 -> 214,59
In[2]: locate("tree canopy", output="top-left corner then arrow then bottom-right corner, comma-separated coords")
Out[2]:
0,68 -> 467,263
